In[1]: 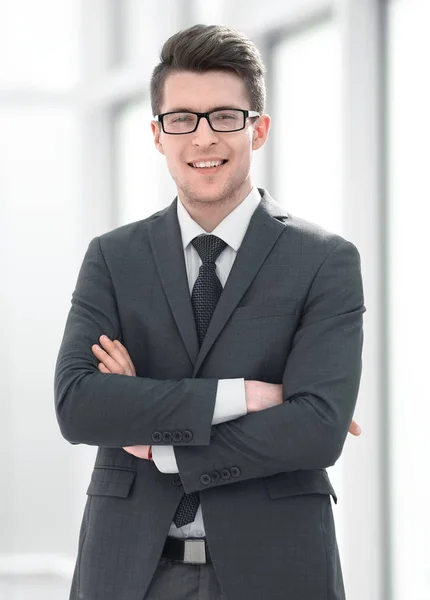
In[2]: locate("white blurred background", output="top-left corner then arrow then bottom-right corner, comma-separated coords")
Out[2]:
0,0 -> 429,599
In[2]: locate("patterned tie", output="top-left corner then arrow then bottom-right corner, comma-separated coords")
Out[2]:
172,234 -> 227,528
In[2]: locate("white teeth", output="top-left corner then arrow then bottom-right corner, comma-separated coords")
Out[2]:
192,160 -> 224,168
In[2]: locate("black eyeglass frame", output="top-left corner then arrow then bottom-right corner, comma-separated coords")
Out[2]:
154,109 -> 260,135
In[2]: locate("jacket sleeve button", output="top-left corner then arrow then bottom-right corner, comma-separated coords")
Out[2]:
152,431 -> 162,442
162,431 -> 172,442
210,471 -> 220,482
230,466 -> 240,478
183,430 -> 193,442
221,468 -> 231,480
200,474 -> 211,485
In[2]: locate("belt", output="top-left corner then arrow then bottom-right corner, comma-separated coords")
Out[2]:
161,537 -> 211,565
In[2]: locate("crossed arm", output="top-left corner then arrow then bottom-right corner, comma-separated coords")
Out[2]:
91,335 -> 362,464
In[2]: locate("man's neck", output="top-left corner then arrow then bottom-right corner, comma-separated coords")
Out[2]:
178,183 -> 253,232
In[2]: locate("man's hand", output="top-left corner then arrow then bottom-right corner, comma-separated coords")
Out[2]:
245,380 -> 361,436
92,335 -> 136,376
92,335 -> 150,459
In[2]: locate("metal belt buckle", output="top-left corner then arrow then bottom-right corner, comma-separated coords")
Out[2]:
183,539 -> 207,564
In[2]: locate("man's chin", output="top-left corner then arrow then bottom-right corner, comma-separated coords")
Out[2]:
181,187 -> 228,206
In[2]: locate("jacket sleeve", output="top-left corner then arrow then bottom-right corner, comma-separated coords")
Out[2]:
152,378 -> 247,473
174,240 -> 366,494
54,236 -> 218,447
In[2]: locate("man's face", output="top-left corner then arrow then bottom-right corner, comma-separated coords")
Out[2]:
151,70 -> 270,207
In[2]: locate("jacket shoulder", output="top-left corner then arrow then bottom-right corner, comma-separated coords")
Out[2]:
284,212 -> 357,255
97,205 -> 168,247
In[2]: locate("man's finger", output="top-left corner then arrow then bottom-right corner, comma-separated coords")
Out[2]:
92,343 -> 126,374
99,335 -> 126,362
98,336 -> 136,375
349,419 -> 362,436
123,445 -> 150,459
114,340 -> 136,375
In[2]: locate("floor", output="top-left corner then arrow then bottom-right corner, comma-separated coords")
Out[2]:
0,575 -> 71,600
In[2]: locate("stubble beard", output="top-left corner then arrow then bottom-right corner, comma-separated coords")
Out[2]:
175,167 -> 252,212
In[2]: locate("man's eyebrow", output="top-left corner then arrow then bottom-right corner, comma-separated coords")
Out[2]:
163,105 -> 243,113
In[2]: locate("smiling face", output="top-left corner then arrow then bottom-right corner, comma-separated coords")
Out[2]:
151,70 -> 270,211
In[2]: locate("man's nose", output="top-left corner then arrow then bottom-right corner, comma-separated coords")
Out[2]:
192,116 -> 219,145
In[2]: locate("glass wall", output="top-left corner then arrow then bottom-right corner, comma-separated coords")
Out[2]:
115,99 -> 162,225
0,0 -> 81,569
387,0 -> 430,598
272,19 -> 342,235
0,0 -> 80,89
113,0 -> 179,65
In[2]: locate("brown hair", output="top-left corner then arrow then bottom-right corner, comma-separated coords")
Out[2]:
150,24 -> 266,116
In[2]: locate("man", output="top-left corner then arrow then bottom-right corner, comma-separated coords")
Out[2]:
54,24 -> 365,600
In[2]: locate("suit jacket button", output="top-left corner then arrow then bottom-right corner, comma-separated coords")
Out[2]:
162,431 -> 172,442
172,431 -> 183,442
210,471 -> 220,482
183,430 -> 193,442
221,469 -> 231,480
152,431 -> 162,443
230,466 -> 240,478
200,474 -> 211,485
173,474 -> 182,486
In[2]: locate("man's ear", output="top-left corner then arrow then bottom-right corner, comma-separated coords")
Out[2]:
151,120 -> 165,156
252,114 -> 271,150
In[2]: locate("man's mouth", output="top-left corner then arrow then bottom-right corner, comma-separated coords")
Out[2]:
188,159 -> 228,171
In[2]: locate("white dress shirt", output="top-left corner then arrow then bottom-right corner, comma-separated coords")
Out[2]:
151,186 -> 262,539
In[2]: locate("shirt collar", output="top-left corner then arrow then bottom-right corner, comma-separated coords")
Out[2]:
176,187 -> 262,252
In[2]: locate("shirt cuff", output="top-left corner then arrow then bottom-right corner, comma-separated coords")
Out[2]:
212,378 -> 247,425
151,445 -> 179,473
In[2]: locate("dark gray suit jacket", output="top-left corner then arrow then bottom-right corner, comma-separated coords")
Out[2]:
54,188 -> 365,600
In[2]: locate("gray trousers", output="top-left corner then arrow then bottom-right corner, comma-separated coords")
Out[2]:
143,557 -> 227,600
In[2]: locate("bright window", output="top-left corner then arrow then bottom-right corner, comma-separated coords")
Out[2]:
387,1 -> 430,598
272,20 -> 342,236
114,100 -> 176,225
0,0 -> 80,89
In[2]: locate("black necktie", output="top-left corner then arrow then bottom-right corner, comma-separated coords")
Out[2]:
172,234 -> 227,528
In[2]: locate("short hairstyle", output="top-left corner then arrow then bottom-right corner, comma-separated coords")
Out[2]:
150,24 -> 266,116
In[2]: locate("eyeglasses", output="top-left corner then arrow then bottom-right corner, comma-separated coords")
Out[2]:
154,108 -> 260,135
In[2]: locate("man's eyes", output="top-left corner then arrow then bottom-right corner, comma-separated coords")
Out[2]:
168,112 -> 239,122
171,115 -> 194,122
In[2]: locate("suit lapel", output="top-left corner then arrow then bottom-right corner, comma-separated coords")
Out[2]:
148,188 -> 289,374
148,201 -> 200,366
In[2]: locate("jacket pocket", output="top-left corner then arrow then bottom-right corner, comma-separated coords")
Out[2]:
86,466 -> 136,498
264,469 -> 337,504
231,300 -> 299,320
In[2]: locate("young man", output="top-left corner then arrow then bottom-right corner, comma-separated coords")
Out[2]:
55,24 -> 364,600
